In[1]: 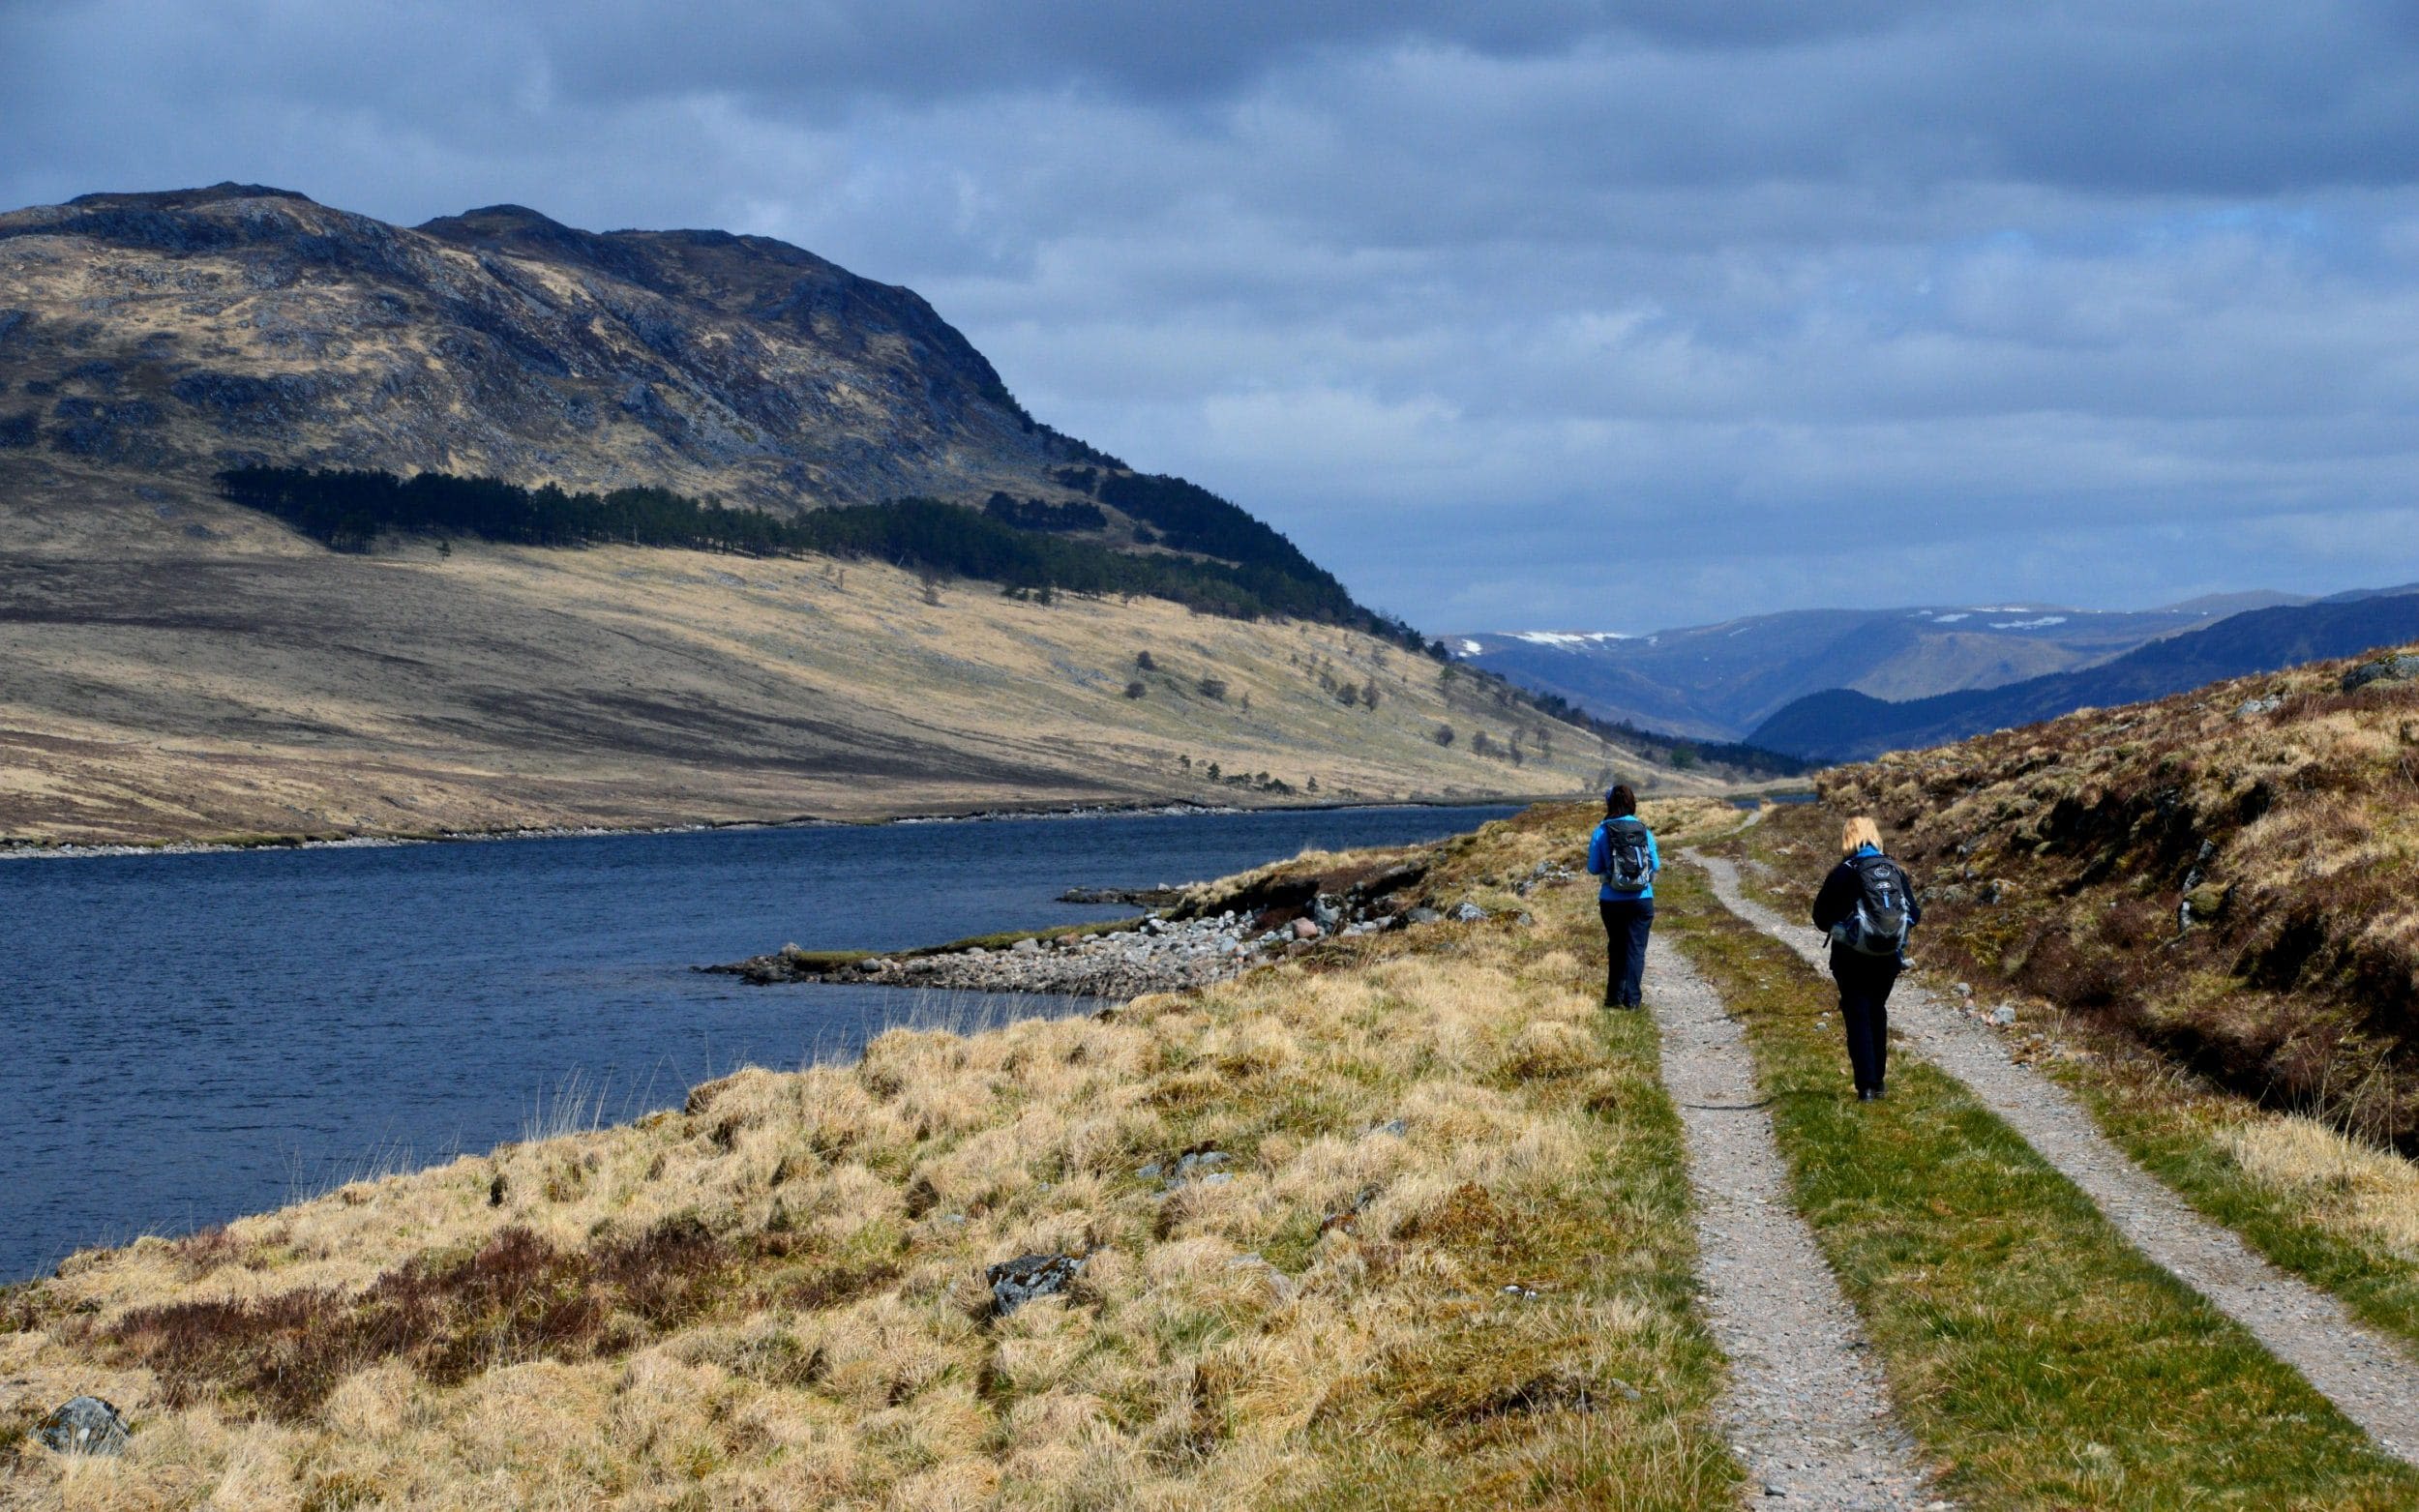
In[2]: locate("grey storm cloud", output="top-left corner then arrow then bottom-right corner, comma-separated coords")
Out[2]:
5,0 -> 2419,630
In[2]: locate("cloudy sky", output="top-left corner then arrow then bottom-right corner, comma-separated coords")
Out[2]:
7,1 -> 2419,632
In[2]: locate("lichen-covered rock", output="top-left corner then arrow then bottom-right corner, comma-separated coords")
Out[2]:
986,1252 -> 1085,1316
2342,654 -> 2419,693
35,1396 -> 128,1457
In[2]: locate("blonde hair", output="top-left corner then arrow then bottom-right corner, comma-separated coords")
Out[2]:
1840,816 -> 1883,856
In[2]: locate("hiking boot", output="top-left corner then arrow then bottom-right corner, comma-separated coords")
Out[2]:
1857,1087 -> 1881,1102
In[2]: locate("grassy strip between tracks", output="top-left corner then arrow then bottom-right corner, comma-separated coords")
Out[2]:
1711,803 -> 2419,1360
1659,857 -> 2419,1510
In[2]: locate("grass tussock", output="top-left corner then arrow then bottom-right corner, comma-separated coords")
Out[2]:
2,802 -> 1739,1509
1659,861 -> 2419,1508
1777,641 -> 2419,1147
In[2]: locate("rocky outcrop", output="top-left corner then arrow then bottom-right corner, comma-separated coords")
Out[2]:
2341,653 -> 2419,693
0,183 -> 1105,513
714,910 -> 1340,997
707,846 -> 1543,997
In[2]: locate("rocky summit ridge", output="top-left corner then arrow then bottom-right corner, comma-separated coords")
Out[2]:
0,182 -> 1100,512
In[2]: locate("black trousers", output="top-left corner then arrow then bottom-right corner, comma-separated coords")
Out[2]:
1599,897 -> 1655,1006
1830,946 -> 1902,1092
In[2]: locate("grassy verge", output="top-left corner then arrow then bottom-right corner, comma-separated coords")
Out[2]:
1659,856 -> 2419,1507
1712,802 -> 2419,1355
2,804 -> 1738,1509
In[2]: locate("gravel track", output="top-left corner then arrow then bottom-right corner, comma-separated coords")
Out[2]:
1694,851 -> 2419,1468
1644,942 -> 1950,1507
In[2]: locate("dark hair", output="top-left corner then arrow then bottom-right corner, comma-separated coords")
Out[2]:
1605,784 -> 1637,817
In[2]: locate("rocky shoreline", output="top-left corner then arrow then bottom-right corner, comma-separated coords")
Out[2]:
709,850 -> 1579,997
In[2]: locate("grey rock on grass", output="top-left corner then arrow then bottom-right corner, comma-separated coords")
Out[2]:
2342,654 -> 2419,693
987,1252 -> 1086,1317
36,1396 -> 128,1457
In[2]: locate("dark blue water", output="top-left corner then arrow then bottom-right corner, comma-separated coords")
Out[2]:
1,805 -> 1512,1281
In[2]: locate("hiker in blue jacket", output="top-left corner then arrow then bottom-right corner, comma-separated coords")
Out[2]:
1587,784 -> 1659,1008
1810,815 -> 1922,1101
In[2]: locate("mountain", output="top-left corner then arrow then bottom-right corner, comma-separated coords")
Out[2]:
0,183 -> 1379,619
0,185 -> 1692,844
1448,598 -> 2284,740
0,183 -> 1080,510
1748,589 -> 2419,761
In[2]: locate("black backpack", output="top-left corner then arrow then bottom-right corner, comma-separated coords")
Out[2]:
1598,817 -> 1654,890
1838,854 -> 1913,957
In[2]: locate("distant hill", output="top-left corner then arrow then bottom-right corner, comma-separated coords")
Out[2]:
1748,590 -> 2419,761
1449,597 -> 2287,739
0,184 -> 1692,843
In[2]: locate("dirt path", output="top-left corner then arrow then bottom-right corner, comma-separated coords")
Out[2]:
1644,943 -> 1949,1507
1694,851 -> 2419,1468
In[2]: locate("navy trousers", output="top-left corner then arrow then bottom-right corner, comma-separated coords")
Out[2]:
1599,897 -> 1655,1006
1829,946 -> 1902,1093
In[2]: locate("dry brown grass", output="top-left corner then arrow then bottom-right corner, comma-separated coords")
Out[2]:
2223,1119 -> 2419,1260
1,803 -> 1738,1509
0,466 -> 1720,846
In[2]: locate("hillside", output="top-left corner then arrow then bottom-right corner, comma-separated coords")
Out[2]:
0,184 -> 1379,623
0,184 -> 1079,512
1749,589 -> 2419,761
0,516 -> 1706,845
1449,596 -> 2279,740
0,186 -> 1698,842
1779,641 -> 2419,1147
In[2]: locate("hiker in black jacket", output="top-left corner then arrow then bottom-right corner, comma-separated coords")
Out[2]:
1809,815 -> 1921,1101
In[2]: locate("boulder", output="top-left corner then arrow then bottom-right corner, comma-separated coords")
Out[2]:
36,1397 -> 128,1457
1010,936 -> 1041,955
987,1252 -> 1086,1317
1404,906 -> 1444,926
1290,917 -> 1321,939
2342,654 -> 2419,693
1451,902 -> 1488,923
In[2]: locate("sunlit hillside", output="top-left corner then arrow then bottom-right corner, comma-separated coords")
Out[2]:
0,471 -> 1712,845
